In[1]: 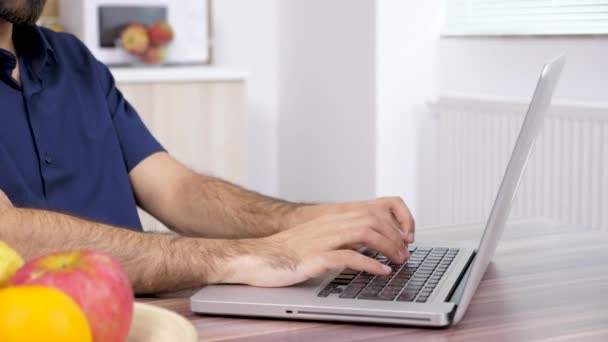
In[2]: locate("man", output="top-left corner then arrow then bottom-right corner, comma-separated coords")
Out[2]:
0,0 -> 414,294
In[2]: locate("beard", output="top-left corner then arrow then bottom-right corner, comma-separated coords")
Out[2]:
0,0 -> 47,26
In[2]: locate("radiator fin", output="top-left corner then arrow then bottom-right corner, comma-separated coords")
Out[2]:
434,97 -> 608,231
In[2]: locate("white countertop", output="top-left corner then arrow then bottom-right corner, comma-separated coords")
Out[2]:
109,65 -> 249,83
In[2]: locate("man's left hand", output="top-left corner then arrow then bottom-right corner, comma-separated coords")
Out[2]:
289,197 -> 415,244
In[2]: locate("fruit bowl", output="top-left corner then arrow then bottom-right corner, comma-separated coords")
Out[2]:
127,303 -> 197,342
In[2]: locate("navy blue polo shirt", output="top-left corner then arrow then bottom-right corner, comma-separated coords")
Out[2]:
0,25 -> 164,231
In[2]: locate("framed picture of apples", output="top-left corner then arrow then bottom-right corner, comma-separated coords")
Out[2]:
120,21 -> 174,64
57,0 -> 213,66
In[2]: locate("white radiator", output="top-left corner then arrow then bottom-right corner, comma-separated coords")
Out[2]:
432,96 -> 608,231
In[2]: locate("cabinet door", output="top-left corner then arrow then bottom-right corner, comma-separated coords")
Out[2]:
117,81 -> 247,232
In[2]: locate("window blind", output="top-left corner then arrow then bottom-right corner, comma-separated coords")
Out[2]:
443,0 -> 608,35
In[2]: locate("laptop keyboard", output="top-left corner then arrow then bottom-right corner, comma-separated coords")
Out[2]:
318,247 -> 459,303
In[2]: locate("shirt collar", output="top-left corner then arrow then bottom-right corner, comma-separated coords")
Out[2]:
12,24 -> 56,78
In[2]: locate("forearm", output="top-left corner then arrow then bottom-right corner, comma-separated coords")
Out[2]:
169,172 -> 309,238
0,206 -> 241,293
130,152 -> 311,239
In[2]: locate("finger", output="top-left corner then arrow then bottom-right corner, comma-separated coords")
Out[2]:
322,250 -> 391,276
374,207 -> 407,240
365,210 -> 409,257
382,197 -> 415,243
340,224 -> 405,264
310,212 -> 405,262
368,210 -> 410,258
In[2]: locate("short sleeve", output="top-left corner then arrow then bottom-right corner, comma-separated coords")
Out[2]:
94,61 -> 165,171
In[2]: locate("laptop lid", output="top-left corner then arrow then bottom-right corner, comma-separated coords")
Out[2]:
452,55 -> 566,324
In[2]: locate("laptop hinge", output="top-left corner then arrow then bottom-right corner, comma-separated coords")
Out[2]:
447,252 -> 476,305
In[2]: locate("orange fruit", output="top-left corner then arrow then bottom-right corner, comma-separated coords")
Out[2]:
0,285 -> 92,342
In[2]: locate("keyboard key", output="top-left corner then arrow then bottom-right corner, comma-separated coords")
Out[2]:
382,287 -> 402,295
341,269 -> 360,275
361,285 -> 383,293
352,278 -> 371,284
318,291 -> 330,297
362,250 -> 378,258
397,291 -> 418,302
378,292 -> 399,300
396,270 -> 413,276
330,287 -> 343,294
389,279 -> 408,287
394,275 -> 412,282
416,297 -> 428,303
358,294 -> 382,300
331,279 -> 351,285
340,286 -> 365,298
344,283 -> 365,291
370,280 -> 389,288
335,274 -> 356,280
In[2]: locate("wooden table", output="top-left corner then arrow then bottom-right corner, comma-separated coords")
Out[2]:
139,219 -> 608,341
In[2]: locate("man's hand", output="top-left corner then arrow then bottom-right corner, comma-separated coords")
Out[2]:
289,197 -> 415,244
221,211 -> 409,287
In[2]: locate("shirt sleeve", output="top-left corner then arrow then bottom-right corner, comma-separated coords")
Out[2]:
94,60 -> 165,171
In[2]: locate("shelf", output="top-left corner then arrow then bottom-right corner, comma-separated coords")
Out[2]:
110,65 -> 249,84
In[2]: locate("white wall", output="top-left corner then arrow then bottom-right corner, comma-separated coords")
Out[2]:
440,37 -> 608,103
278,0 -> 377,202
375,1 -> 442,224
212,0 -> 280,195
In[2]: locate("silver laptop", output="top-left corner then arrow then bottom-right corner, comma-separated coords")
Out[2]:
190,56 -> 566,327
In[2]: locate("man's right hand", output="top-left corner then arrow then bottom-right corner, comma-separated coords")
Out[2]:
221,212 -> 409,287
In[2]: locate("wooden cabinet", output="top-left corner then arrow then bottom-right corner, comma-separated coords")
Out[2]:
112,66 -> 248,232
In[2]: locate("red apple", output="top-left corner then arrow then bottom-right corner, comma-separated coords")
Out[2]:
7,250 -> 134,342
121,23 -> 150,55
148,21 -> 174,45
141,45 -> 168,64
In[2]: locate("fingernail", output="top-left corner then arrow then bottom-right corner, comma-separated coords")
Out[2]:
408,232 -> 415,242
382,265 -> 392,273
400,230 -> 408,239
